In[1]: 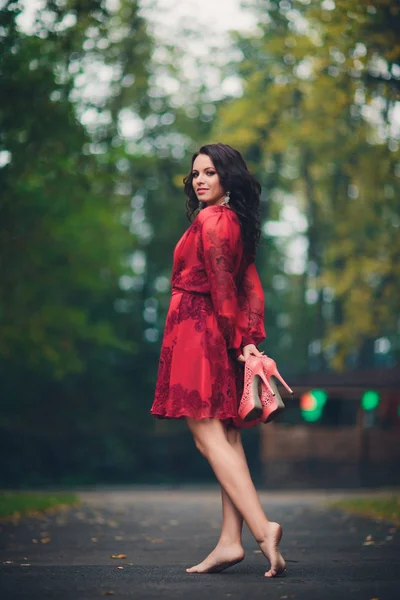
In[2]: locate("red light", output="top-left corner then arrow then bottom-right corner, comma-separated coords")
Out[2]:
300,392 -> 317,411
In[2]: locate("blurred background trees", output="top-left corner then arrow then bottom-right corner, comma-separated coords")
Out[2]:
0,0 -> 398,486
215,0 -> 400,373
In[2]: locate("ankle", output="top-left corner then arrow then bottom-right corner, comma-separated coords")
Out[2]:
256,521 -> 282,545
254,521 -> 276,545
218,535 -> 243,548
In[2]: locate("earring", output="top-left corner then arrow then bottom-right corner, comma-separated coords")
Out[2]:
221,191 -> 231,206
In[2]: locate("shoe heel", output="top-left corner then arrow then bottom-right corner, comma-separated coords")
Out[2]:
258,366 -> 275,396
272,368 -> 293,395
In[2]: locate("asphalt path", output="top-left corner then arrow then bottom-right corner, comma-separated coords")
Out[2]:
1,488 -> 399,599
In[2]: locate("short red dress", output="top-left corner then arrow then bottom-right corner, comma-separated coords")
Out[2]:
150,204 -> 266,429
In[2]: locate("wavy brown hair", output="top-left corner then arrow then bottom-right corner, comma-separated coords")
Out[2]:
183,143 -> 262,260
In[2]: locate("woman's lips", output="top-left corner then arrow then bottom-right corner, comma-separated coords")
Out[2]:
197,189 -> 207,195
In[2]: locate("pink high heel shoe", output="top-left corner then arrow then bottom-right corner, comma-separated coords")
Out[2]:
238,356 -> 275,422
259,355 -> 293,423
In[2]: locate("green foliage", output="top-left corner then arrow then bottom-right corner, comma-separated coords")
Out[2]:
4,0 -> 398,486
0,0 -> 218,486
0,491 -> 80,519
0,0 -> 151,377
0,0 -> 158,483
331,496 -> 400,525
214,0 -> 400,370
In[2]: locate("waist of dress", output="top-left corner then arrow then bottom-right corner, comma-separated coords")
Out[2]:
171,286 -> 211,297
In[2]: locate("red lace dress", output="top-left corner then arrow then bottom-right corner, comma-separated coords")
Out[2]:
150,204 -> 266,429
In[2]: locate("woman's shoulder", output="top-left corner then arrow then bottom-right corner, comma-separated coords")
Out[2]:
197,204 -> 240,228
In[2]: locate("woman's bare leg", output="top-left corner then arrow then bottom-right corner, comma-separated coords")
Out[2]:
186,427 -> 245,573
186,417 -> 285,578
220,428 -> 245,545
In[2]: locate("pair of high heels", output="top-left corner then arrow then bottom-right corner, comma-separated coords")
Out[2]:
238,355 -> 293,424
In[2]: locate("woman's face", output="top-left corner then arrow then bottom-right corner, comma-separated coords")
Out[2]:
192,153 -> 225,206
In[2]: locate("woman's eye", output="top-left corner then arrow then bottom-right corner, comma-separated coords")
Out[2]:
206,171 -> 215,176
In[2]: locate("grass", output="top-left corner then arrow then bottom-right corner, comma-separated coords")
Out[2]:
331,496 -> 400,525
0,491 -> 81,520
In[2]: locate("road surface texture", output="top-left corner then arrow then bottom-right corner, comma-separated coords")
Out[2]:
1,487 -> 399,599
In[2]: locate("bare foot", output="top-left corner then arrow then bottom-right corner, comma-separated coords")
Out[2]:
186,543 -> 245,574
259,521 -> 286,578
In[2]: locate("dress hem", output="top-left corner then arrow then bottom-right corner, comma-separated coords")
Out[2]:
150,410 -> 237,423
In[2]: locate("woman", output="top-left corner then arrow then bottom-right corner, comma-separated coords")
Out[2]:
150,142 -> 286,578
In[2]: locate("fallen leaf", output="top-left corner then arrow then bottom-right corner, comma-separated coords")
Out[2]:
40,537 -> 51,544
95,517 -> 106,524
32,539 -> 38,544
101,591 -> 114,596
117,566 -> 124,570
107,520 -> 119,528
253,550 -> 262,553
149,538 -> 164,544
363,534 -> 375,546
20,563 -> 31,566
110,554 -> 126,559
114,536 -> 124,541
91,537 -> 98,542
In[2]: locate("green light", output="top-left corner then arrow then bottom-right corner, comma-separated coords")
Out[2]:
361,390 -> 380,411
311,390 -> 328,406
302,406 -> 323,422
300,389 -> 327,422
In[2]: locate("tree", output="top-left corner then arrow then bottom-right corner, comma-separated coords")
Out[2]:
0,0 -> 157,485
0,0 -> 220,485
213,0 -> 400,371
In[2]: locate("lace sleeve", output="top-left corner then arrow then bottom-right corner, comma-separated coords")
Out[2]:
201,211 -> 243,351
240,260 -> 266,348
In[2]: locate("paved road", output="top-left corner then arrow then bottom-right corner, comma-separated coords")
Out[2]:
1,488 -> 399,599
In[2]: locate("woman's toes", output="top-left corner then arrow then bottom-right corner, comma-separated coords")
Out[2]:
264,567 -> 286,578
186,563 -> 203,573
264,558 -> 286,578
186,546 -> 245,574
264,569 -> 273,578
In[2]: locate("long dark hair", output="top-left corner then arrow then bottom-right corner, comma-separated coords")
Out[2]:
183,142 -> 262,260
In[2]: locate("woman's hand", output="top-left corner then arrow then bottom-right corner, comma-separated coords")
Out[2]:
237,344 -> 265,363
